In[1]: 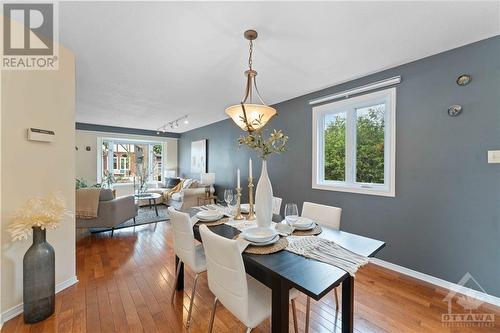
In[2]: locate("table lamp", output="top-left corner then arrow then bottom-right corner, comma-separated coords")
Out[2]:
200,173 -> 215,198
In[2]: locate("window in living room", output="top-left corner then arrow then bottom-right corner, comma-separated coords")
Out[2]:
98,139 -> 164,184
312,88 -> 395,196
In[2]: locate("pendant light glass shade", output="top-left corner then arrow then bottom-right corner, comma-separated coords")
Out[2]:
225,103 -> 276,132
225,30 -> 276,132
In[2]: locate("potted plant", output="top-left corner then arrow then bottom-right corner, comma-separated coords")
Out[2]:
7,192 -> 71,323
238,129 -> 288,227
101,170 -> 116,189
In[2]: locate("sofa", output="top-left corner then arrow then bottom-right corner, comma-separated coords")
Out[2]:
143,178 -> 215,210
76,189 -> 138,236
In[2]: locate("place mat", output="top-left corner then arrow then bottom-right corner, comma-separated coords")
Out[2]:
234,235 -> 288,255
195,217 -> 228,227
292,224 -> 322,236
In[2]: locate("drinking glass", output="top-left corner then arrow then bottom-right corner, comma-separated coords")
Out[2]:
226,194 -> 237,217
284,203 -> 299,224
224,189 -> 234,206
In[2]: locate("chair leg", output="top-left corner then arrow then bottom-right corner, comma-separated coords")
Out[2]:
186,273 -> 199,327
170,261 -> 182,304
305,297 -> 311,333
291,299 -> 298,333
133,217 -> 136,225
334,288 -> 339,311
208,297 -> 218,333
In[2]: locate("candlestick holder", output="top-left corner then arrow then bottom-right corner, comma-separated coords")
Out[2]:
246,177 -> 256,220
233,187 -> 244,220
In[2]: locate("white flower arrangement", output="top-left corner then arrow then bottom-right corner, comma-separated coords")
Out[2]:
8,192 -> 71,241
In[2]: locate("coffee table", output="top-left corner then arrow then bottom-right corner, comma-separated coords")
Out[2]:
134,193 -> 162,216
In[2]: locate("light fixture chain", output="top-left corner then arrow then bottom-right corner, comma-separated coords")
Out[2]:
248,40 -> 253,70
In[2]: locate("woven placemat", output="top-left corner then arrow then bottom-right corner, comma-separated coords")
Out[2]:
196,217 -> 228,227
235,236 -> 288,255
292,224 -> 322,236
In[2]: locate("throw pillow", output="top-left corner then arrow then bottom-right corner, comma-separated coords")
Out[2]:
182,178 -> 194,189
165,177 -> 181,189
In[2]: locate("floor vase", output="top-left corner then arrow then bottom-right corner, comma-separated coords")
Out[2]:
255,160 -> 273,228
23,227 -> 55,323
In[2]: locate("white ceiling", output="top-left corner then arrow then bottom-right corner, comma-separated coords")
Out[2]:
60,1 -> 500,133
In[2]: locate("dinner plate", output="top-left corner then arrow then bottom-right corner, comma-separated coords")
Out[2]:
248,234 -> 280,246
293,222 -> 315,231
289,217 -> 315,230
196,210 -> 223,222
241,227 -> 277,243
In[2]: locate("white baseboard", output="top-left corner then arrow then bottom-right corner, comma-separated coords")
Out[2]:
0,276 -> 78,326
371,258 -> 500,307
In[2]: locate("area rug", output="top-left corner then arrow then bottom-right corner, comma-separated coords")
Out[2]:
89,204 -> 170,233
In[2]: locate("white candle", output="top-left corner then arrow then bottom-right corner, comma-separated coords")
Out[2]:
249,158 -> 252,178
237,168 -> 240,188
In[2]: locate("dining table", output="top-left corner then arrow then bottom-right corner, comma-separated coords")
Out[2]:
176,208 -> 385,333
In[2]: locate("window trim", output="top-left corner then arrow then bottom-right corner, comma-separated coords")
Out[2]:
96,137 -> 166,184
312,87 -> 396,197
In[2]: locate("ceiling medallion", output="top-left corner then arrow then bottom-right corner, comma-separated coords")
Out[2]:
225,30 -> 276,132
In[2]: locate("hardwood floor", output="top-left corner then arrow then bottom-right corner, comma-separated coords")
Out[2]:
2,222 -> 499,333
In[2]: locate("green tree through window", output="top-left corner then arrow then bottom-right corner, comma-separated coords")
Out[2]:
324,113 -> 346,181
323,105 -> 385,184
356,104 -> 385,183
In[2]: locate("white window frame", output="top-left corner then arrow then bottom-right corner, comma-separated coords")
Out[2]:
312,87 -> 396,197
96,137 -> 166,184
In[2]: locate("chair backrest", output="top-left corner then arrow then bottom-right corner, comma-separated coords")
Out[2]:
199,224 -> 249,323
168,207 -> 198,268
272,196 -> 282,215
99,189 -> 114,201
301,202 -> 342,230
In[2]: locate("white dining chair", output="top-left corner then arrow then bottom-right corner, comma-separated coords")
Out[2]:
301,201 -> 342,332
199,224 -> 299,333
168,207 -> 207,327
272,196 -> 282,215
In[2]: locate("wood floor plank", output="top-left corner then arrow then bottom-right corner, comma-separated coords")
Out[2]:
3,222 -> 499,333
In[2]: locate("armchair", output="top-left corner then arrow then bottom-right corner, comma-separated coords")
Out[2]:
76,189 -> 138,236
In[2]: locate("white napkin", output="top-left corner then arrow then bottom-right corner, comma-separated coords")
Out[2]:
225,219 -> 258,230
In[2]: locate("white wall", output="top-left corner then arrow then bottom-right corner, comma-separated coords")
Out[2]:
75,130 -> 177,195
0,59 -> 3,328
1,45 -> 76,318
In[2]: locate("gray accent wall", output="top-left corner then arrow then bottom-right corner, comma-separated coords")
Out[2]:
179,36 -> 500,296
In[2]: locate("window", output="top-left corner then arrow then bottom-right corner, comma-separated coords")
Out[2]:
119,154 -> 130,170
312,88 -> 395,196
98,139 -> 165,184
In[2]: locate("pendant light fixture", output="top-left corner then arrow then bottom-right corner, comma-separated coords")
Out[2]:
225,30 -> 276,132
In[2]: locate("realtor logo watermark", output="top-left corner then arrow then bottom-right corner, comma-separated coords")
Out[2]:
2,2 -> 59,70
442,273 -> 495,328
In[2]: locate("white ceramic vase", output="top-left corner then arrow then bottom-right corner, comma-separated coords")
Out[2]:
255,160 -> 273,228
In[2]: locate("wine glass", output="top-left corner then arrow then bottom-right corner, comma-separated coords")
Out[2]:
224,189 -> 234,206
284,203 -> 299,225
224,189 -> 235,216
226,194 -> 237,217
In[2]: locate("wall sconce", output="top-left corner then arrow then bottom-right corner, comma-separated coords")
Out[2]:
456,74 -> 471,86
448,105 -> 462,117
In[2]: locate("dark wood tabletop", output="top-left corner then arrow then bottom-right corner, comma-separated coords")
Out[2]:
178,208 -> 385,333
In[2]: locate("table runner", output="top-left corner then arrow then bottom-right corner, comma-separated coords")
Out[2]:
223,218 -> 368,275
285,236 -> 369,276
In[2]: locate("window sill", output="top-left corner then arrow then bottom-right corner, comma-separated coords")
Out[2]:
112,183 -> 135,187
312,182 -> 395,197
